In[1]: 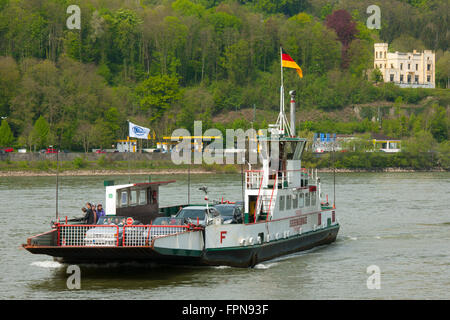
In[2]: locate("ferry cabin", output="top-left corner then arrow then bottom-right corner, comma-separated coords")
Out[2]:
104,180 -> 178,224
202,133 -> 337,256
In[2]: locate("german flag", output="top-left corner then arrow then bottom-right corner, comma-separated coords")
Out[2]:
281,48 -> 303,78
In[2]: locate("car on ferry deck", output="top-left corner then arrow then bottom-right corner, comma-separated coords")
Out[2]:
175,206 -> 221,226
213,203 -> 243,224
84,216 -> 142,246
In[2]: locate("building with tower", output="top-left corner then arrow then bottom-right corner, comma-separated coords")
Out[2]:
374,43 -> 435,88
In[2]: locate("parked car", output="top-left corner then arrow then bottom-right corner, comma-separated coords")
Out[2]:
175,206 -> 221,226
152,217 -> 186,225
0,147 -> 14,153
213,203 -> 243,224
45,148 -> 58,154
84,216 -> 142,246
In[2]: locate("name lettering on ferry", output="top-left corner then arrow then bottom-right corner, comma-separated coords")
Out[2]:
289,216 -> 307,227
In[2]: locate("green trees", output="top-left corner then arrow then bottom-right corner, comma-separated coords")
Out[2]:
0,119 -> 14,146
135,74 -> 183,124
30,115 -> 50,150
430,105 -> 449,143
0,0 -> 447,157
0,57 -> 20,118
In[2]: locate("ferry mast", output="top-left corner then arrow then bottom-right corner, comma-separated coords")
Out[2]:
276,46 -> 293,137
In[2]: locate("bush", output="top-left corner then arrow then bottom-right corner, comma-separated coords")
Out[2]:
73,157 -> 87,169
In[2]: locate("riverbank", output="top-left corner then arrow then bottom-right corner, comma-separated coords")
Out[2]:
0,167 -> 446,177
1,151 -> 448,176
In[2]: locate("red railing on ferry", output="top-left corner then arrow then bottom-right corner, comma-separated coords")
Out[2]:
122,224 -> 191,247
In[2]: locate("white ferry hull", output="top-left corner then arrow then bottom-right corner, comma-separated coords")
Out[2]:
203,224 -> 339,267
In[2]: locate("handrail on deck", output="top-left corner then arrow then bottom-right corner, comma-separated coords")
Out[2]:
55,223 -> 202,247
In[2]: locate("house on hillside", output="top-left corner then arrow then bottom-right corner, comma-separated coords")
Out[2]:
374,43 -> 435,88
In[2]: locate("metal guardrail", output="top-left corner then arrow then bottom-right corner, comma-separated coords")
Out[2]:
56,224 -> 196,247
246,169 -> 308,190
122,225 -> 189,247
58,225 -> 119,247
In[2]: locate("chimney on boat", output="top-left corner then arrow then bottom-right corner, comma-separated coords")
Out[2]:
289,90 -> 296,137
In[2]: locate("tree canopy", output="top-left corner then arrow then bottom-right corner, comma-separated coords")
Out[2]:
0,0 -> 447,151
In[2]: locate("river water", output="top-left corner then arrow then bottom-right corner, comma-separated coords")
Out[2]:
0,172 -> 449,300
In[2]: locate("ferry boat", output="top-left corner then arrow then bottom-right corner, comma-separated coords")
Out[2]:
23,94 -> 339,267
23,51 -> 340,267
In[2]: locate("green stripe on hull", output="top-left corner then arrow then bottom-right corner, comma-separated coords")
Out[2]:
153,247 -> 203,257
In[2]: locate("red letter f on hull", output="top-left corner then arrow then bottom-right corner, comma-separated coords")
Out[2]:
220,231 -> 227,244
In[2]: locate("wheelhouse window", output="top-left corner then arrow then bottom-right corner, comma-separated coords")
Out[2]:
279,196 -> 285,211
311,192 -> 316,206
305,192 -> 310,207
286,195 -> 291,210
293,194 -> 298,209
299,193 -> 304,208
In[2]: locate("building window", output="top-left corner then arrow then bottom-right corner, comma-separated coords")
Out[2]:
384,52 -> 386,58
407,75 -> 411,83
408,64 -> 410,70
427,64 -> 431,71
390,74 -> 394,82
376,52 -> 378,59
415,75 -> 419,83
427,75 -> 431,82
415,64 -> 418,71
391,64 -> 394,69
400,74 -> 404,82
400,63 -> 403,70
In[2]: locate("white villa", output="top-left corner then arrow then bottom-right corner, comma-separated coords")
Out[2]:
374,43 -> 435,88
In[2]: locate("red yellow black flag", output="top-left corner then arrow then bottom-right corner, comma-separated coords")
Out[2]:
281,48 -> 303,78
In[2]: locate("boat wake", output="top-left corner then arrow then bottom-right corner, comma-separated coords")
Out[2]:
254,262 -> 278,269
31,261 -> 64,269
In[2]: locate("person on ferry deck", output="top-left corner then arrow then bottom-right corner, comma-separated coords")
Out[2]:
97,204 -> 105,219
83,202 -> 97,224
